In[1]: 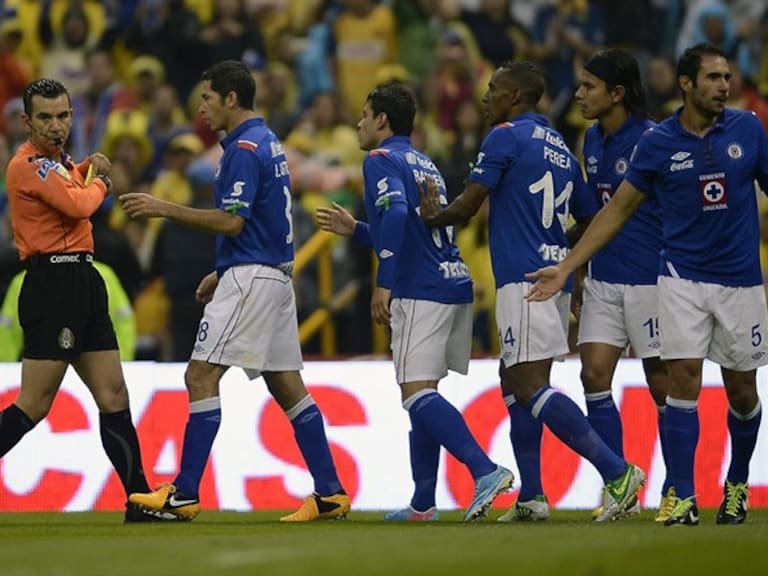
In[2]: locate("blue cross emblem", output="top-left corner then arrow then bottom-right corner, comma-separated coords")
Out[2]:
704,181 -> 724,201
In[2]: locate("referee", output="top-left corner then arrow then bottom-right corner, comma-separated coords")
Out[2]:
0,79 -> 169,523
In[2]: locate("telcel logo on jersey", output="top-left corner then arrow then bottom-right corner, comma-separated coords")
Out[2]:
539,129 -> 572,169
700,172 -> 728,211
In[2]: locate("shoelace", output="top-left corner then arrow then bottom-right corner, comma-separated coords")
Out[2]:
724,484 -> 749,516
670,497 -> 694,517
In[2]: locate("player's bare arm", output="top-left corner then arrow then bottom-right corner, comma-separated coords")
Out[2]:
525,180 -> 647,301
419,179 -> 489,228
316,202 -> 356,236
120,193 -> 245,236
370,286 -> 391,326
195,271 -> 219,304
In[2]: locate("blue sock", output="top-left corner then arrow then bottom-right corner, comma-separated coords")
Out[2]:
528,386 -> 626,481
585,391 -> 624,458
658,406 -> 672,494
726,401 -> 762,485
288,397 -> 342,496
175,397 -> 221,497
408,414 -> 440,511
406,390 -> 495,480
664,397 -> 699,500
505,395 -> 543,501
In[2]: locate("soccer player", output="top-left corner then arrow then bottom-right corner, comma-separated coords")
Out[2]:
1,78 -> 169,523
527,44 -> 767,526
316,83 -> 513,522
420,61 -> 646,523
574,48 -> 674,522
121,60 -> 349,522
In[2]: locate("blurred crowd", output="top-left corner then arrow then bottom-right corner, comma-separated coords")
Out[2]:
2,0 -> 768,361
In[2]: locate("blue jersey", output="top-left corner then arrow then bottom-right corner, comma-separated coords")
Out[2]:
625,108 -> 768,287
583,115 -> 662,285
360,135 -> 473,304
468,113 -> 599,289
214,118 -> 294,276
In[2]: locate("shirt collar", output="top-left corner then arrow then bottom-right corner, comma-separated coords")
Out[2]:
670,106 -> 727,138
502,112 -> 551,127
221,117 -> 264,149
595,114 -> 646,143
23,140 -> 74,167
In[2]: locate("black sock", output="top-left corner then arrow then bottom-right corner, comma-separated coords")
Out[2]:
0,404 -> 36,458
100,409 -> 150,497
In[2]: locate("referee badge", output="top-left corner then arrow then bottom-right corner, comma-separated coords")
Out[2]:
58,327 -> 75,350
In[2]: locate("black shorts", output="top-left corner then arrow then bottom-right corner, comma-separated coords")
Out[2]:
19,253 -> 118,360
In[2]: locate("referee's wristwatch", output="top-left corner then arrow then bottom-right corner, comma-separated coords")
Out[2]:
97,174 -> 112,192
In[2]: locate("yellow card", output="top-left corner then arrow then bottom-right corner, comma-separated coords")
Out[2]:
85,164 -> 94,185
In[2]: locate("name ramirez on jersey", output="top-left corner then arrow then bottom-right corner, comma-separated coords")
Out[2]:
357,135 -> 473,304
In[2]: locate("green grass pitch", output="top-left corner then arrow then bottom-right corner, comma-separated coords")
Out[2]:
1,509 -> 767,576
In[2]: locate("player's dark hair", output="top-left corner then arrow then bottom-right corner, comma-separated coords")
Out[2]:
367,83 -> 416,136
23,79 -> 70,116
201,60 -> 256,110
498,60 -> 546,106
677,43 -> 727,86
583,48 -> 649,118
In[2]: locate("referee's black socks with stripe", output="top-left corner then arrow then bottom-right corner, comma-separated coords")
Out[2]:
100,409 -> 151,496
0,403 -> 36,458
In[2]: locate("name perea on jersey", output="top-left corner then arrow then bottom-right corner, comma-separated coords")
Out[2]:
542,131 -> 571,170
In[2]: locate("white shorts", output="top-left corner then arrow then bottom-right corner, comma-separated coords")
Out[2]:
497,282 -> 570,367
191,264 -> 303,379
390,299 -> 472,384
658,276 -> 768,370
577,278 -> 661,358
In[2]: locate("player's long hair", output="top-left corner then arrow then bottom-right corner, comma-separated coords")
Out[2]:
23,79 -> 70,116
367,83 -> 416,136
201,60 -> 256,111
583,49 -> 649,119
677,43 -> 727,87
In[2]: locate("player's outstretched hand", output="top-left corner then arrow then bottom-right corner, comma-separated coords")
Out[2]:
316,201 -> 356,236
524,266 -> 568,301
195,272 -> 218,304
418,176 -> 442,225
120,192 -> 167,219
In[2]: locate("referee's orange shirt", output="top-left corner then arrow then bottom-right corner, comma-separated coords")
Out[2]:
6,141 -> 109,261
